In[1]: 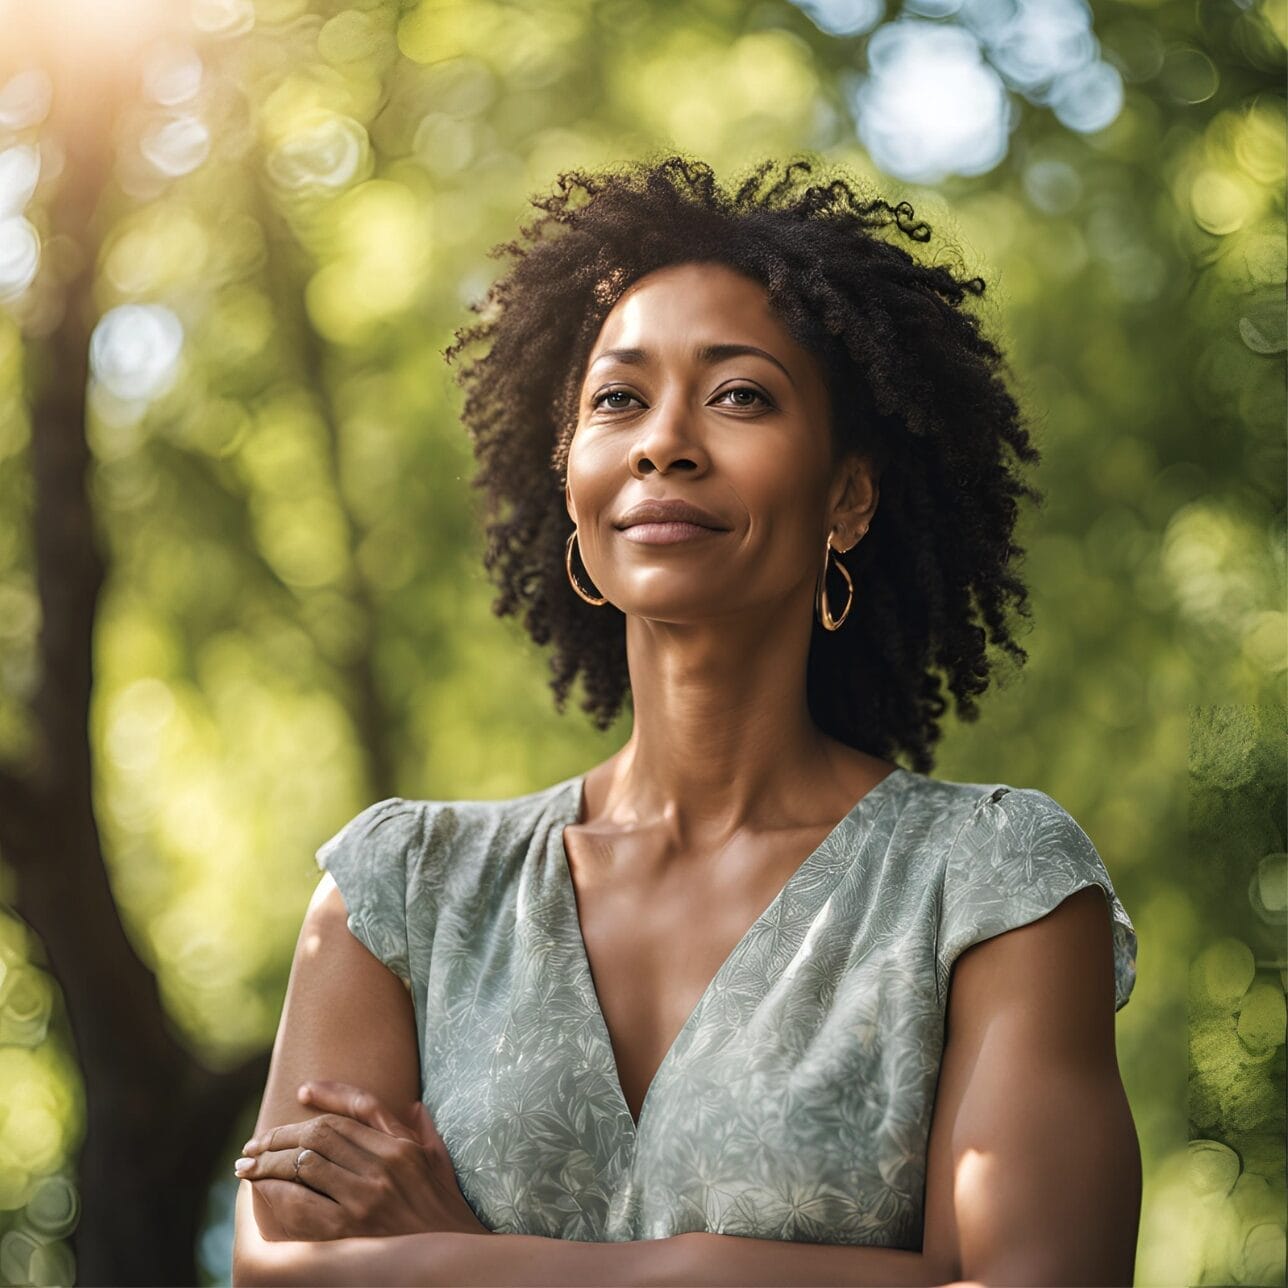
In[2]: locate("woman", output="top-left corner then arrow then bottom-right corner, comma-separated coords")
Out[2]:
233,157 -> 1140,1287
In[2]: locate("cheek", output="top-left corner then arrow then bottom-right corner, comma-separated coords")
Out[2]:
566,436 -> 622,516
742,488 -> 833,587
724,460 -> 822,542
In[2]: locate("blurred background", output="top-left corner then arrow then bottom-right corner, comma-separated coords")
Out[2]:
0,0 -> 1282,1283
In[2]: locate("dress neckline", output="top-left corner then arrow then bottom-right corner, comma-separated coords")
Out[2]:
549,764 -> 909,1141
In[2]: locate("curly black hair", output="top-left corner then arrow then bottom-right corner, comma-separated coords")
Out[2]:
443,155 -> 1043,775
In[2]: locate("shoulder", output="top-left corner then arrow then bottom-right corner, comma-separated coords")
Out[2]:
317,777 -> 566,843
317,796 -> 426,848
890,770 -> 1036,851
939,784 -> 1125,1032
886,770 -> 1104,876
945,781 -> 1105,885
314,776 -> 578,881
904,772 -> 1079,829
932,778 -> 1138,1013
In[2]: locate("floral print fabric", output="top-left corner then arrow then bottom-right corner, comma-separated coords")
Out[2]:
315,767 -> 1137,1248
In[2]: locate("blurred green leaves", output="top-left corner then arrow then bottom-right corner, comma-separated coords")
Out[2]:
0,0 -> 1281,1282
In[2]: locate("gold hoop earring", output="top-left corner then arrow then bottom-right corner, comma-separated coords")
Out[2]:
815,531 -> 854,631
565,530 -> 608,606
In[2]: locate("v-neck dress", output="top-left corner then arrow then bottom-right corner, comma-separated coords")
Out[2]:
314,766 -> 1137,1249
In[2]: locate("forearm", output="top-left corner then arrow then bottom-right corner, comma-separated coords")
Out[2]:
238,1221 -> 969,1288
237,1230 -> 679,1287
233,1182 -> 445,1288
340,1229 -> 957,1288
665,1232 -> 958,1287
380,1230 -> 684,1287
237,1233 -> 413,1286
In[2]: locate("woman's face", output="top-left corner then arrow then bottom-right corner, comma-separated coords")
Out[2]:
565,260 -> 873,624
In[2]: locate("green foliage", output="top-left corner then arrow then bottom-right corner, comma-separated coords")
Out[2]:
0,0 -> 1282,1281
1184,705 -> 1286,1286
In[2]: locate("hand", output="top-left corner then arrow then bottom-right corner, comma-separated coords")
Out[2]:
236,1080 -> 492,1240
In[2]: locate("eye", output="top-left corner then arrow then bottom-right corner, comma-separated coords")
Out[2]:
589,384 -> 774,413
714,385 -> 773,410
591,388 -> 643,412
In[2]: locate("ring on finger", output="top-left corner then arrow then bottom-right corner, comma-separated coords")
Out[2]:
293,1147 -> 315,1182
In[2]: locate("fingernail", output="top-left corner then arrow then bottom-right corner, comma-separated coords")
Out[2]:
241,1138 -> 257,1153
234,1157 -> 254,1175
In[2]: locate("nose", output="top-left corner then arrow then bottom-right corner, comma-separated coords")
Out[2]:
628,394 -> 710,478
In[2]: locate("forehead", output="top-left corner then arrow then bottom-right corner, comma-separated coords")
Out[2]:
589,262 -> 791,355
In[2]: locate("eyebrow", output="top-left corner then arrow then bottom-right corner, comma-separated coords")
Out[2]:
588,343 -> 796,389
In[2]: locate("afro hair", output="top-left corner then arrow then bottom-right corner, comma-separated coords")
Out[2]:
444,155 -> 1043,774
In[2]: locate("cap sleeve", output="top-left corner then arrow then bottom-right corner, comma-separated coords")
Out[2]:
315,798 -> 424,987
936,786 -> 1138,1013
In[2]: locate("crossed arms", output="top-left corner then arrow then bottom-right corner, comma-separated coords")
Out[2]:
233,879 -> 1140,1286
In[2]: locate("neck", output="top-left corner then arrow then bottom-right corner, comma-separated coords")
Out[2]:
596,596 -> 858,845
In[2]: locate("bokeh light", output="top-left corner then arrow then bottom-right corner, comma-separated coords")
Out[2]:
850,21 -> 1013,183
0,218 -> 40,303
141,43 -> 204,106
139,113 -> 211,178
0,69 -> 53,131
191,0 -> 255,38
968,0 -> 1097,96
793,0 -> 885,38
0,146 -> 40,219
266,111 -> 372,194
89,303 -> 185,403
841,0 -> 1127,180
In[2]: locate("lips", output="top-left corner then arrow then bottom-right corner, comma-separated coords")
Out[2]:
615,499 -> 729,530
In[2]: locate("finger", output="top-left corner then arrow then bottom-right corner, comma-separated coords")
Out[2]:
236,1141 -> 369,1201
243,1110 -> 408,1160
297,1080 -> 417,1140
238,1118 -> 383,1183
302,1080 -> 416,1141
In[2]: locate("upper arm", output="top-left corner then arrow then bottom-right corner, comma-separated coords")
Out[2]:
921,885 -> 1141,1287
232,873 -> 421,1276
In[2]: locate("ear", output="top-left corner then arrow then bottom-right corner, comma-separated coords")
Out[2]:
565,481 -> 576,526
828,454 -> 879,552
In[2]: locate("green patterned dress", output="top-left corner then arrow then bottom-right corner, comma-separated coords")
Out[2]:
315,765 -> 1137,1248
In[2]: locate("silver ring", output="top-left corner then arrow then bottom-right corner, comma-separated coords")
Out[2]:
293,1148 -> 309,1181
